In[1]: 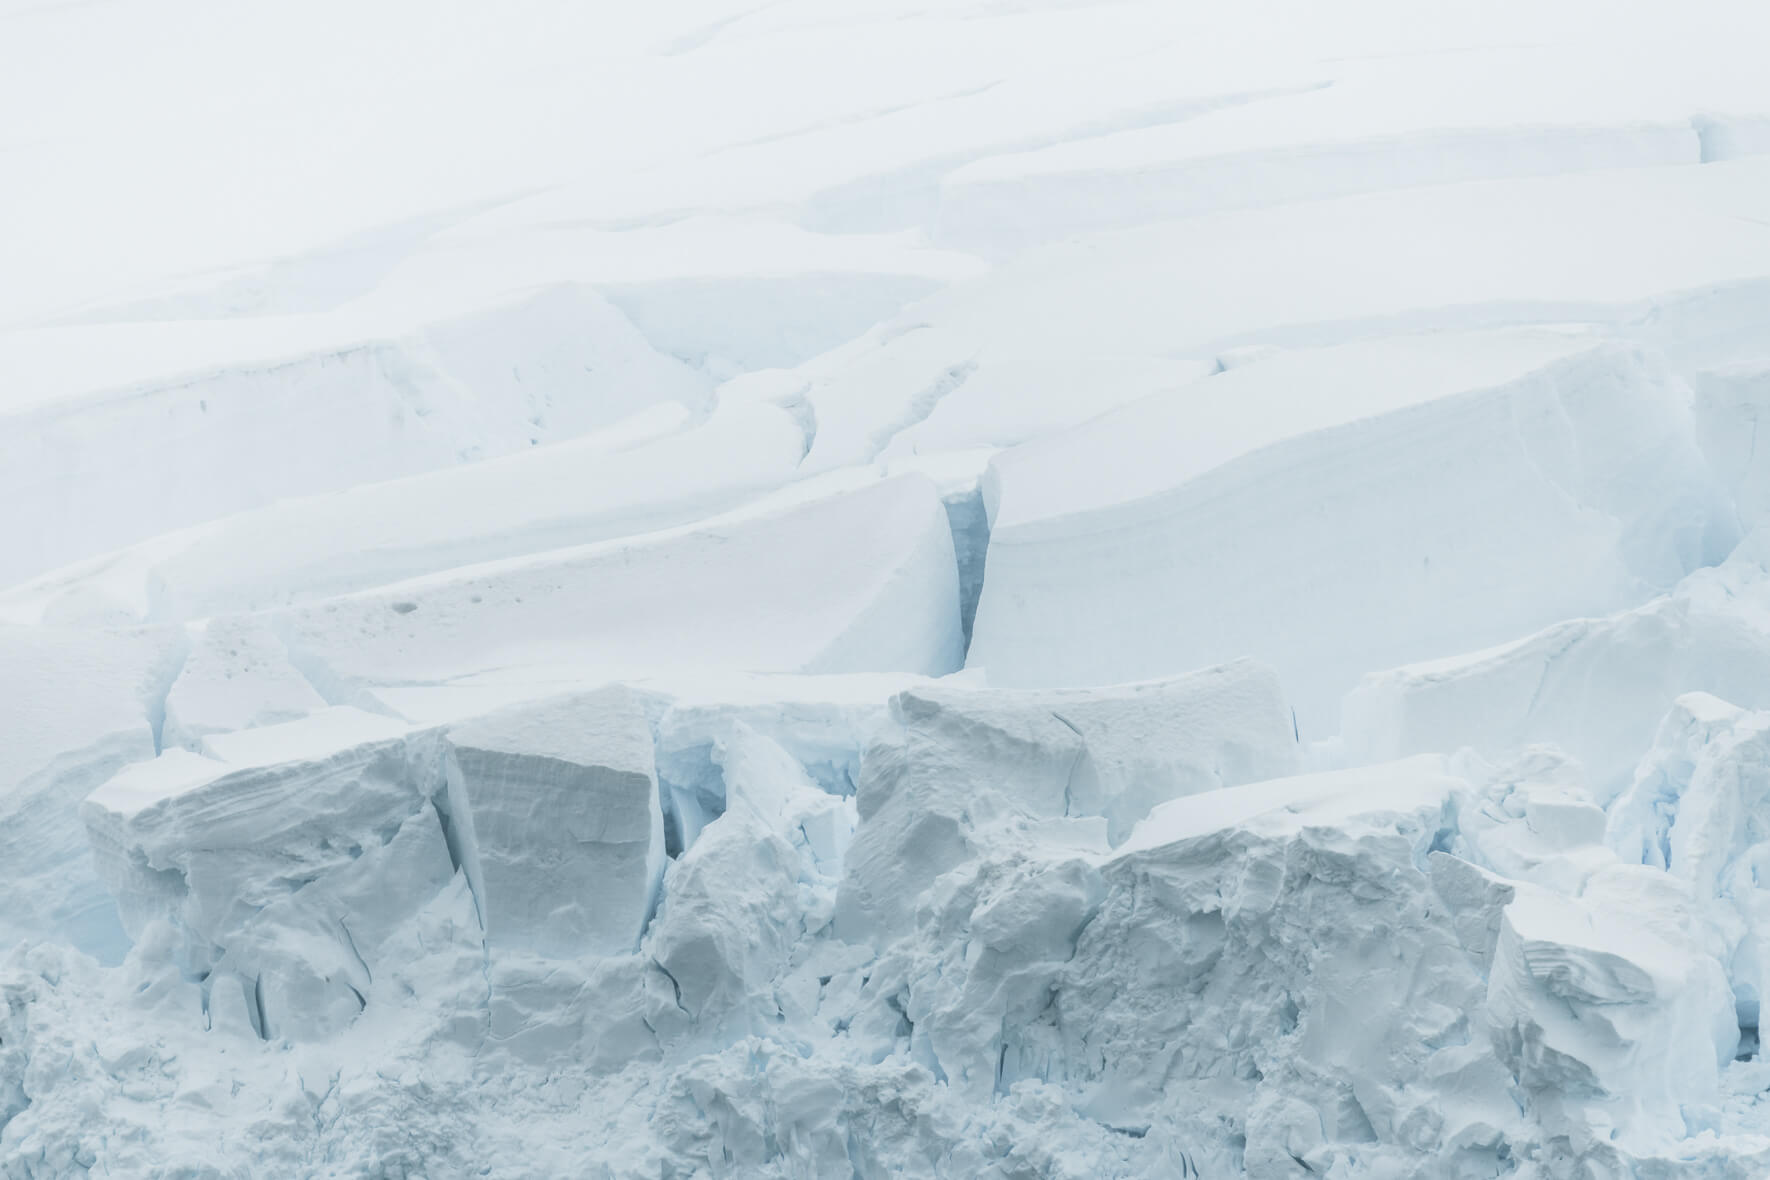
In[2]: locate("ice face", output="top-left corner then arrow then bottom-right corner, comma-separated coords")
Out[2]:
13,2 -> 1770,1176
969,338 -> 1738,733
443,686 -> 665,958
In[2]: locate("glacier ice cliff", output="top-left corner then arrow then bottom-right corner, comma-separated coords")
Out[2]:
12,1 -> 1770,1176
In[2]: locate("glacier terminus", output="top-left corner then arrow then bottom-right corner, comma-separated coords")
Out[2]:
8,1 -> 1770,1177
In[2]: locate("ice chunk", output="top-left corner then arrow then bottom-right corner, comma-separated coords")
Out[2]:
443,686 -> 664,958
971,335 -> 1735,732
837,660 -> 1298,941
81,710 -> 456,1041
646,722 -> 854,1046
1453,750 -> 1615,894
649,669 -> 932,809
1608,694 -> 1770,1034
1004,758 -> 1505,1173
1487,872 -> 1737,1146
646,801 -> 799,1036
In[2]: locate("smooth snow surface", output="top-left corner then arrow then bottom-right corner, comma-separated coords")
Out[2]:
10,2 -> 1770,1177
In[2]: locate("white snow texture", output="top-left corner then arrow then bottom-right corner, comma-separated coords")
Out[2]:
9,1 -> 1770,1177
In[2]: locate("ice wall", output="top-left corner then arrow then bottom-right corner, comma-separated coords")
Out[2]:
9,2 -> 1770,1176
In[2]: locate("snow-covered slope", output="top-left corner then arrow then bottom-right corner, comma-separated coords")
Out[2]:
969,333 -> 1737,731
10,1 -> 1770,1177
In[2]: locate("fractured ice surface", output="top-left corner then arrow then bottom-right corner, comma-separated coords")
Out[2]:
837,659 -> 1298,941
81,708 -> 450,1041
14,1 -> 1770,1175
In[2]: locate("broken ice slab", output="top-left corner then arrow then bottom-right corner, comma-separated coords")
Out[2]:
1486,870 -> 1738,1145
442,685 -> 665,959
836,658 -> 1299,942
1607,694 -> 1770,1042
82,707 -> 454,1042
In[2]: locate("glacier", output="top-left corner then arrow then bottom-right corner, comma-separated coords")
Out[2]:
10,0 -> 1770,1176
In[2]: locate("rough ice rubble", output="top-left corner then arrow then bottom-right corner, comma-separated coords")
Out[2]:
836,658 -> 1299,941
1609,695 -> 1770,1049
26,677 -> 1770,1176
6,559 -> 1770,1174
